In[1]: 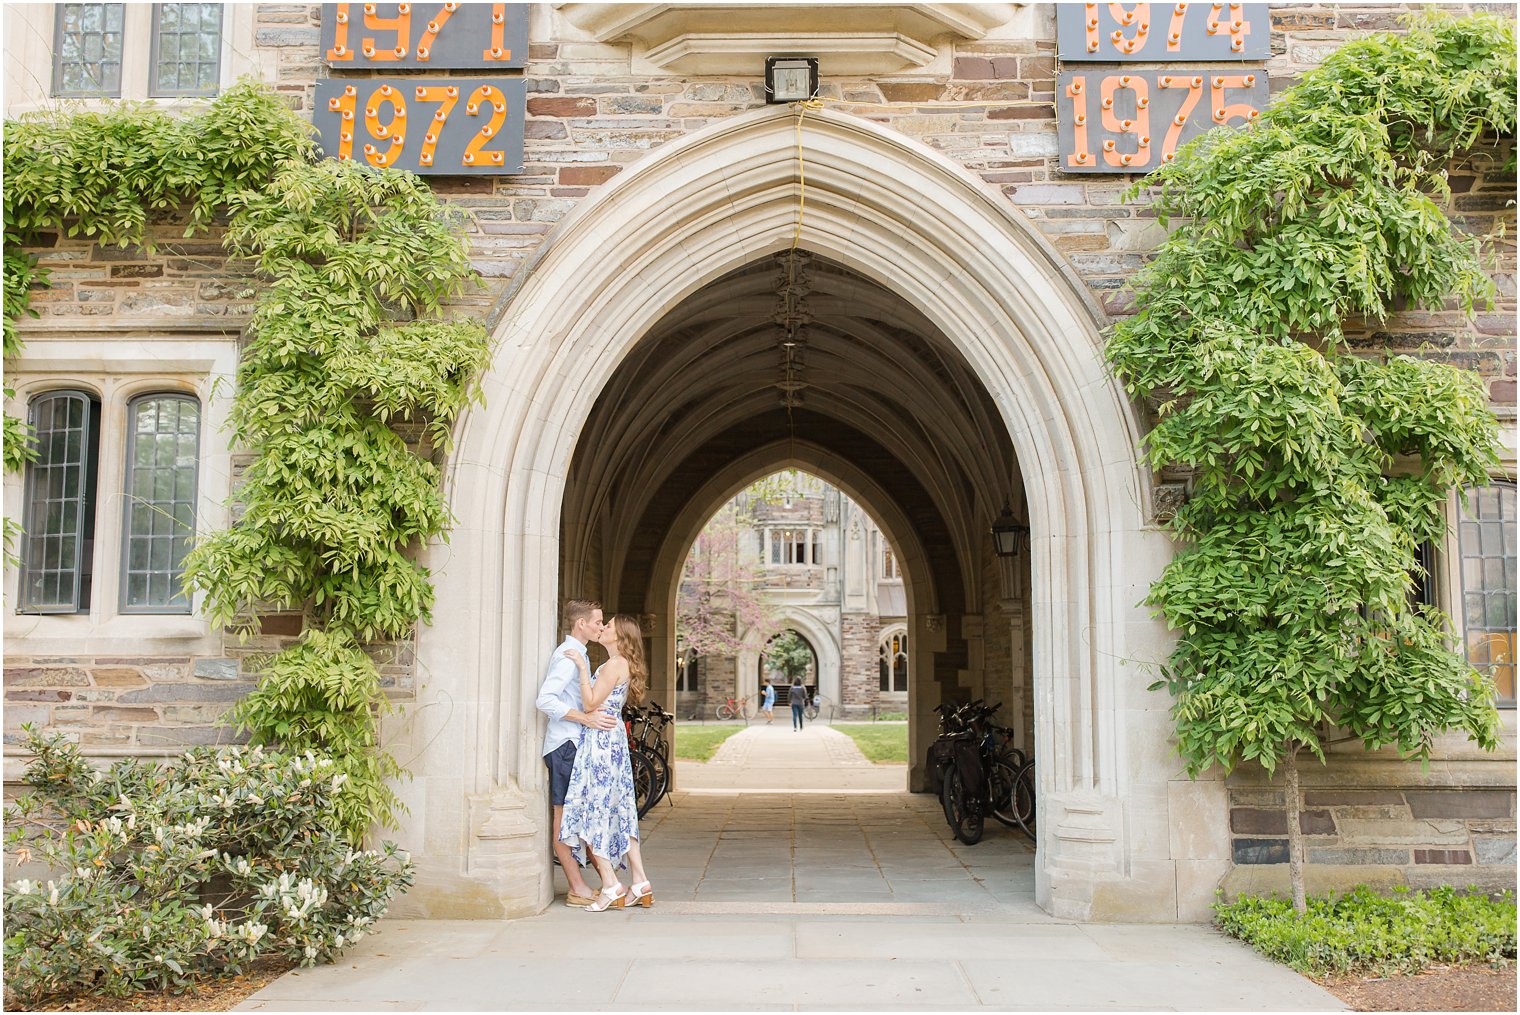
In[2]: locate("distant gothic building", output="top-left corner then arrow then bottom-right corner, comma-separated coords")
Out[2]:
675,474 -> 910,720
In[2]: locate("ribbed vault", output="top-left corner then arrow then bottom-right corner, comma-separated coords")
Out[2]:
562,250 -> 1020,626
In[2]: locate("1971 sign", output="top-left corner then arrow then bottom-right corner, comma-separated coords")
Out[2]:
313,77 -> 526,174
320,3 -> 528,68
1057,3 -> 1269,61
1055,68 -> 1267,172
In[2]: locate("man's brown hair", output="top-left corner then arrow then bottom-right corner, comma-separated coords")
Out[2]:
562,599 -> 602,631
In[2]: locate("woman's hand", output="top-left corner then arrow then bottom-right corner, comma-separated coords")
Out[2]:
565,649 -> 589,671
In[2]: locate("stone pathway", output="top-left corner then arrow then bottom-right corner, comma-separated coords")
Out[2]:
676,722 -> 906,791
236,788 -> 1345,1010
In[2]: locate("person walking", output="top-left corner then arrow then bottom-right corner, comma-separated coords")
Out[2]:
560,614 -> 657,912
534,600 -> 619,908
790,675 -> 806,731
761,678 -> 776,724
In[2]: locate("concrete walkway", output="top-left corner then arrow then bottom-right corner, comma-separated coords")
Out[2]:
236,787 -> 1344,1011
676,722 -> 907,791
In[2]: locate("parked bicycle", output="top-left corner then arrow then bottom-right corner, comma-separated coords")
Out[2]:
624,699 -> 676,817
927,700 -> 1035,844
803,691 -> 827,721
714,693 -> 756,722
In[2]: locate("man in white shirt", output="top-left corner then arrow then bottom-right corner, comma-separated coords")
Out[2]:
535,598 -> 618,907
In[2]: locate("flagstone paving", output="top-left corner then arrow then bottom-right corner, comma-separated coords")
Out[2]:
236,727 -> 1343,1011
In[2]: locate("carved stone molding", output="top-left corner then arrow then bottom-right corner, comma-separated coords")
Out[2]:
556,4 -> 1019,75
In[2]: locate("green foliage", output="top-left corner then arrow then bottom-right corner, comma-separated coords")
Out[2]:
3,728 -> 413,1007
1110,9 -> 1511,782
3,81 -> 490,844
1215,886 -> 1517,976
225,630 -> 405,842
764,629 -> 814,682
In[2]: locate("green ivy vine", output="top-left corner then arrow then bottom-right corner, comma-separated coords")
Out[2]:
3,81 -> 490,843
1108,10 -> 1514,909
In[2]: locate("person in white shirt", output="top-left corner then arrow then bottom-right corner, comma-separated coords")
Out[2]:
536,599 -> 619,907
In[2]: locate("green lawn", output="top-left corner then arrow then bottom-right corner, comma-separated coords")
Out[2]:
832,723 -> 908,764
674,725 -> 747,761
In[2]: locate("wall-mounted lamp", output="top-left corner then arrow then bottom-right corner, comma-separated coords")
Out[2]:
765,56 -> 819,104
991,503 -> 1030,558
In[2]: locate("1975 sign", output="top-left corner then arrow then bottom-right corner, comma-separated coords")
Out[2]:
1055,68 -> 1267,172
313,77 -> 526,174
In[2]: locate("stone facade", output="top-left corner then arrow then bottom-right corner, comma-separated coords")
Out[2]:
3,3 -> 1515,920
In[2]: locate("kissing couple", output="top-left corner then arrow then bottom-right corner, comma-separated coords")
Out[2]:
535,599 -> 656,912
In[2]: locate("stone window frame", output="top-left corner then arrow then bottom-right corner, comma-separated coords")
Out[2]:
119,392 -> 201,615
146,3 -> 225,98
17,387 -> 102,613
5,352 -> 230,654
50,3 -> 125,97
770,527 -> 813,566
1449,480 -> 1517,709
4,4 -> 263,116
878,624 -> 908,694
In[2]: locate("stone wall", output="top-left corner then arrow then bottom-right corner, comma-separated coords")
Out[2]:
840,611 -> 883,716
1224,784 -> 1517,897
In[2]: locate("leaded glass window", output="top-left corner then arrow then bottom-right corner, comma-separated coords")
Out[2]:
150,4 -> 223,97
52,3 -> 125,97
19,392 -> 101,612
121,395 -> 199,613
1458,483 -> 1517,707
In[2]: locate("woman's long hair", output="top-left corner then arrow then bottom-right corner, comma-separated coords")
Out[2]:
611,614 -> 648,704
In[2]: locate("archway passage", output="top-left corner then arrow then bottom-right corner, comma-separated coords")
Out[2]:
414,106 -> 1200,923
560,249 -> 1032,786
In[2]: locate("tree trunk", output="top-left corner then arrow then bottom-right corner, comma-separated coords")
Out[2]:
1283,742 -> 1307,914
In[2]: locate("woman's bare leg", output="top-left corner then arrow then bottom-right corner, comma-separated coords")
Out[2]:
625,835 -> 649,887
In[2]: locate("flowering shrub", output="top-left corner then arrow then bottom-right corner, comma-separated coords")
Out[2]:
3,727 -> 414,1006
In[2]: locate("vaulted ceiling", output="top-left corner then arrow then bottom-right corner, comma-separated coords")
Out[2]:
563,250 -> 1021,618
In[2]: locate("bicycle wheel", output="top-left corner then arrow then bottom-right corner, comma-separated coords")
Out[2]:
803,698 -> 819,721
632,751 -> 657,818
1012,761 -> 1036,836
644,749 -> 671,811
987,757 -> 1020,829
942,767 -> 984,845
715,702 -> 736,721
740,697 -> 756,721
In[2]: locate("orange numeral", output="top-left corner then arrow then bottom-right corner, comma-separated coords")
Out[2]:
462,85 -> 509,167
416,2 -> 460,61
1066,76 -> 1093,168
412,84 -> 461,168
361,2 -> 412,61
325,84 -> 359,159
1100,75 -> 1151,169
482,3 -> 511,61
1209,73 -> 1259,127
362,84 -> 407,167
1105,3 -> 1151,56
327,2 -> 354,60
1158,74 -> 1204,162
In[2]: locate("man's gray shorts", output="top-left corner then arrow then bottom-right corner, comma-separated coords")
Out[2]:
545,740 -> 577,806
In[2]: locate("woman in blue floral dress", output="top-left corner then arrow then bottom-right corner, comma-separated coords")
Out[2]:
560,614 -> 655,912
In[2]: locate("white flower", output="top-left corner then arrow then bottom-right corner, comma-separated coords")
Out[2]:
200,904 -> 215,920
303,945 -> 317,960
47,881 -> 59,906
12,879 -> 35,896
334,933 -> 345,948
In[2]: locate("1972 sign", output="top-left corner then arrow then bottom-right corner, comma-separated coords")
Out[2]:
313,77 -> 526,174
1055,68 -> 1267,172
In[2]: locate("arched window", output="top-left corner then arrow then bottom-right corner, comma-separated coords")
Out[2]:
120,394 -> 200,613
19,390 -> 101,613
878,630 -> 908,692
1458,483 -> 1516,707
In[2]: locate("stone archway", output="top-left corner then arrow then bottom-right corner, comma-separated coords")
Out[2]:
742,610 -> 838,706
398,104 -> 1224,922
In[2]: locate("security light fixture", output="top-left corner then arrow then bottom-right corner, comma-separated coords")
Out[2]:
991,503 -> 1030,558
766,56 -> 819,103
